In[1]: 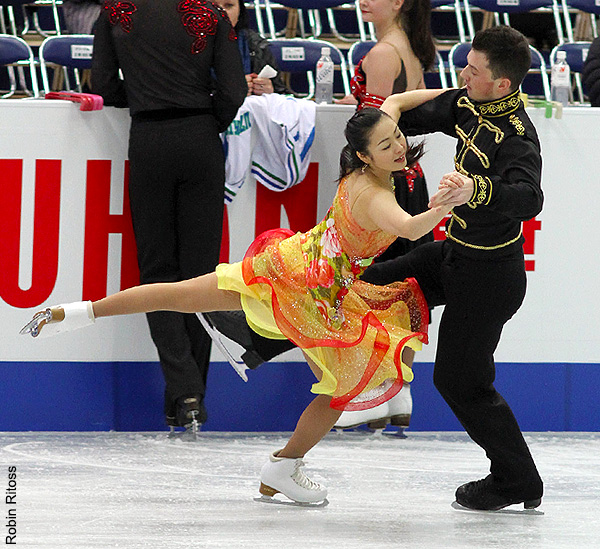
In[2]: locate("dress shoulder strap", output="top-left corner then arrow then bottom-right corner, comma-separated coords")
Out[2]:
346,180 -> 376,214
380,41 -> 405,68
379,41 -> 407,93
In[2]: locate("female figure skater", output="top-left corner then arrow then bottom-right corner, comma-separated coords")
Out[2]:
21,92 -> 463,505
336,0 -> 438,430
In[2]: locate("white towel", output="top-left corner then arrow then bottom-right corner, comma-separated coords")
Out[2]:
221,94 -> 316,203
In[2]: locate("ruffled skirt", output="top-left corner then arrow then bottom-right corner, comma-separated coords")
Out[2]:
216,228 -> 429,411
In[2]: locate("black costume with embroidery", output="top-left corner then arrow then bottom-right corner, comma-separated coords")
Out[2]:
363,88 -> 544,500
92,0 -> 247,425
93,0 -> 245,127
398,88 -> 543,257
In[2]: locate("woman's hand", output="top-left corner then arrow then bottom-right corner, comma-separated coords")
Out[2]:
429,172 -> 474,209
245,74 -> 254,96
334,95 -> 358,105
439,171 -> 468,189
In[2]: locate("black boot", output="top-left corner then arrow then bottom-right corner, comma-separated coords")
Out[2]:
203,311 -> 265,369
455,475 -> 542,511
203,311 -> 294,369
166,395 -> 207,429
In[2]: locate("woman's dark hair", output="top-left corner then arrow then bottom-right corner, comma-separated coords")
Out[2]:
339,107 -> 424,180
235,0 -> 249,31
399,0 -> 436,71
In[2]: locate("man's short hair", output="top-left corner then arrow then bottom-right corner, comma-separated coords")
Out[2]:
472,26 -> 531,91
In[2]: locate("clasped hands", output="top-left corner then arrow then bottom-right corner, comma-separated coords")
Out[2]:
429,171 -> 473,210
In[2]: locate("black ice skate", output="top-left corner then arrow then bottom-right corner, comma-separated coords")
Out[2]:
453,475 -> 544,515
167,396 -> 207,441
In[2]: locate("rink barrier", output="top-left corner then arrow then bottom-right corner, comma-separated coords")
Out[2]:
0,360 -> 598,432
1,102 -> 599,431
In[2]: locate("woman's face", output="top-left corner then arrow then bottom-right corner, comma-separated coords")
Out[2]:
359,0 -> 403,25
214,0 -> 240,27
363,115 -> 407,172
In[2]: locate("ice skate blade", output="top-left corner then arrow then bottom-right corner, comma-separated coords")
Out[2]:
253,495 -> 329,508
20,309 -> 53,337
451,501 -> 544,516
197,313 -> 249,382
334,417 -> 391,430
382,428 -> 407,439
167,427 -> 200,442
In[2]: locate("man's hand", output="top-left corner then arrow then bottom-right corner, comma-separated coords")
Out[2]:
429,171 -> 474,209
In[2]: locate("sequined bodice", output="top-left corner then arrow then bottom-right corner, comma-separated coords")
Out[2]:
333,179 -> 397,260
299,179 -> 396,328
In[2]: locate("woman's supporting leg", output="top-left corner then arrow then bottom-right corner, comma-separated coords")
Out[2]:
258,353 -> 336,503
277,394 -> 342,459
278,353 -> 342,459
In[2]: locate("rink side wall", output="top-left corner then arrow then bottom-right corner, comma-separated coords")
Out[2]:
1,102 -> 599,432
0,360 -> 599,432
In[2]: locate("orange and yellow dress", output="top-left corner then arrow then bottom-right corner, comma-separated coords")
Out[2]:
216,178 -> 429,411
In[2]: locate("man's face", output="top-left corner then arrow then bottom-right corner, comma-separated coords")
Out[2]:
460,49 -> 506,102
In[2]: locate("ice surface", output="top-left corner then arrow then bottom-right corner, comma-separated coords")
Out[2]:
1,431 -> 599,548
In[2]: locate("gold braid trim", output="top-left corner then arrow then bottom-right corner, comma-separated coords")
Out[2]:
447,223 -> 523,250
469,174 -> 493,207
449,212 -> 467,230
509,114 -> 525,135
476,90 -> 522,118
457,96 -> 479,116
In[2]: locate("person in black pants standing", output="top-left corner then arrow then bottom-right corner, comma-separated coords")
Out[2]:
365,26 -> 544,511
92,0 -> 247,432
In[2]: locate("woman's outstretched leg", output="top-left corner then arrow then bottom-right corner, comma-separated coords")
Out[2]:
93,272 -> 241,318
21,272 -> 243,338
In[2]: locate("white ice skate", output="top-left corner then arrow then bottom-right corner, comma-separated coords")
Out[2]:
333,400 -> 390,430
255,451 -> 328,506
387,383 -> 413,428
333,384 -> 412,433
19,301 -> 95,338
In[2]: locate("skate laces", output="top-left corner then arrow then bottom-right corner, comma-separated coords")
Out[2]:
464,477 -> 489,495
291,459 -> 322,491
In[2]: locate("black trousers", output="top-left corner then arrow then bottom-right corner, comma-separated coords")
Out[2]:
128,113 -> 225,416
364,240 -> 543,498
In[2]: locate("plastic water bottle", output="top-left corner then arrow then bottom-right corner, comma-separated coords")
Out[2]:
551,50 -> 571,107
315,47 -> 334,105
